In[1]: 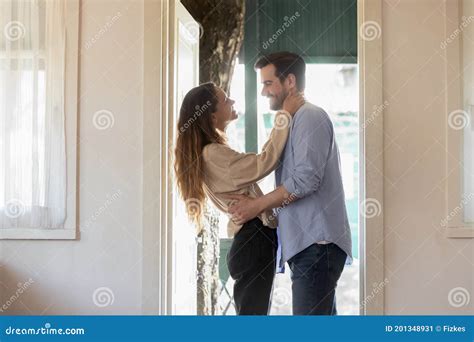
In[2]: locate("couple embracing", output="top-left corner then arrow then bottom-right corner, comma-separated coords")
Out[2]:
175,51 -> 352,316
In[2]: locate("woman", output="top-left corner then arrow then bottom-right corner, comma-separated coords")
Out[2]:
174,82 -> 304,315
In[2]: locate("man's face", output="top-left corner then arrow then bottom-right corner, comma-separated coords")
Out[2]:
259,64 -> 290,111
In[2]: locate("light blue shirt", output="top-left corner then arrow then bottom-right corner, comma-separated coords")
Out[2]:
275,102 -> 353,270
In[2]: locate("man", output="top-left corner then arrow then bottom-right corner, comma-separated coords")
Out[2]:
228,51 -> 352,315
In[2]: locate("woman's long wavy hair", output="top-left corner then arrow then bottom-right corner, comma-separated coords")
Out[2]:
174,82 -> 225,228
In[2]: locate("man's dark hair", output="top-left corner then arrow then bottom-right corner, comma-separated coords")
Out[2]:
254,51 -> 306,91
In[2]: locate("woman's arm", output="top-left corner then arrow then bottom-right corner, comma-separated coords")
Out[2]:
203,91 -> 304,191
227,110 -> 292,189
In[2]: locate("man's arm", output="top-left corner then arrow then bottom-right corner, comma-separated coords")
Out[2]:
281,108 -> 333,199
228,108 -> 333,224
227,185 -> 292,225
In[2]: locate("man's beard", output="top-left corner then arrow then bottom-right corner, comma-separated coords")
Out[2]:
269,90 -> 288,111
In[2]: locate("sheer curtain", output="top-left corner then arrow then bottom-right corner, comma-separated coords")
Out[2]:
0,0 -> 66,229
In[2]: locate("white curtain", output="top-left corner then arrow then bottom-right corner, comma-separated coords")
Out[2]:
0,0 -> 66,229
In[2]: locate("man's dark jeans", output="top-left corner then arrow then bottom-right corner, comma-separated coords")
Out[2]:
287,242 -> 347,315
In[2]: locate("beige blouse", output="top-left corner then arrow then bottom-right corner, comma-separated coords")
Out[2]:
202,110 -> 292,237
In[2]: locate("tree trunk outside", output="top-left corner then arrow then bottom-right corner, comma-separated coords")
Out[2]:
196,204 -> 220,315
182,0 -> 245,93
181,0 -> 245,315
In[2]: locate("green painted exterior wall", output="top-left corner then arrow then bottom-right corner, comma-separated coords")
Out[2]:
242,0 -> 357,152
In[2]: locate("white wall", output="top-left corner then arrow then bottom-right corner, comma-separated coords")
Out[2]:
382,0 -> 473,314
0,0 -> 146,314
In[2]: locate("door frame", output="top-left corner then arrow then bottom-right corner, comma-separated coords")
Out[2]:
358,0 -> 385,315
142,0 -> 200,315
142,0 -> 171,315
142,0 -> 386,315
168,0 -> 200,314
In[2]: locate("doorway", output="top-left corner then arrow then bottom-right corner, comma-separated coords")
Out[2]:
150,0 -> 386,316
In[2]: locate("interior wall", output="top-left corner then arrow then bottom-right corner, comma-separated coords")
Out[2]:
0,0 -> 146,314
382,0 -> 473,314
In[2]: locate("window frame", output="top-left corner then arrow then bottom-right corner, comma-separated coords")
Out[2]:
0,0 -> 79,240
444,0 -> 474,238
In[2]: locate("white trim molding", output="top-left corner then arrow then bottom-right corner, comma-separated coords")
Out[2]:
444,0 -> 474,239
141,0 -> 171,315
358,0 -> 385,315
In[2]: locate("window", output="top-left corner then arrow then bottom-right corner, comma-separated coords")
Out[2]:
440,0 -> 474,238
444,0 -> 474,237
462,0 -> 474,223
0,0 -> 78,239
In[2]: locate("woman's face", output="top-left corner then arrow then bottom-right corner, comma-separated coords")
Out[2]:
212,87 -> 237,131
